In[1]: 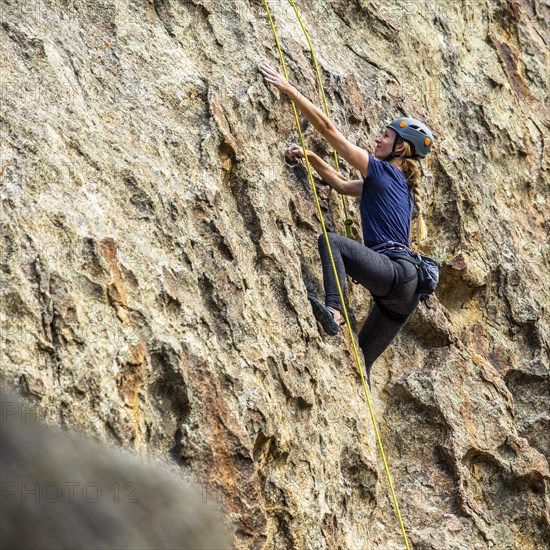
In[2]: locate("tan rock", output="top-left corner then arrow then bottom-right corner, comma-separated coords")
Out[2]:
0,1 -> 548,548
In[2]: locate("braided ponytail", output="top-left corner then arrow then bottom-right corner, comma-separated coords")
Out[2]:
390,140 -> 427,243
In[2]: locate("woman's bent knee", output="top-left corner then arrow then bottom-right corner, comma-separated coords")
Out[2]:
318,232 -> 337,249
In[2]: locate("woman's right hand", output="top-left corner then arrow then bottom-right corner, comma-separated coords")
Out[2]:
258,62 -> 292,95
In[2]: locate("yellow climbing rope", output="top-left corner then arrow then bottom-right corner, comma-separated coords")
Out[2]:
262,2 -> 411,549
287,0 -> 356,241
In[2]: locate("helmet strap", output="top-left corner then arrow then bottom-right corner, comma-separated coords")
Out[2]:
383,134 -> 401,161
383,135 -> 421,161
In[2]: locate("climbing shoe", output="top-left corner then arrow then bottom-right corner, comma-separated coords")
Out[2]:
307,294 -> 340,336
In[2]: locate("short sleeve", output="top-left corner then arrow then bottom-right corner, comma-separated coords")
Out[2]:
364,153 -> 387,189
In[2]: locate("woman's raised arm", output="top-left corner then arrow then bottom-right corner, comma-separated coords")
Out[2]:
259,62 -> 371,178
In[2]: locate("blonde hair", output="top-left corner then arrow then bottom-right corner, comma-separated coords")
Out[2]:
390,139 -> 427,243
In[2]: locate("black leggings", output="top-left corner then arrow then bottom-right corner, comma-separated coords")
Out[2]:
317,233 -> 420,384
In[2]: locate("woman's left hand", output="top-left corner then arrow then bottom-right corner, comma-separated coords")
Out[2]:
285,143 -> 307,160
258,62 -> 292,94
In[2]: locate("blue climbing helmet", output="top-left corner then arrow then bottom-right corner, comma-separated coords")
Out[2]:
386,117 -> 434,159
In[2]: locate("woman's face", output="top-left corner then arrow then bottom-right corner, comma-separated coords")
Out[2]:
374,127 -> 403,160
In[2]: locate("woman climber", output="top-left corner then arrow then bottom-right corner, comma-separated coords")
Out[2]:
258,61 -> 434,387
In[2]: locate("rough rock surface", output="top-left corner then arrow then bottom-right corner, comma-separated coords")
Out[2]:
1,1 -> 548,548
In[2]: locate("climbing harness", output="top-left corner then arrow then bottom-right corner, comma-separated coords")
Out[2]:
287,0 -> 358,241
384,251 -> 440,307
369,241 -> 440,313
262,2 -> 410,548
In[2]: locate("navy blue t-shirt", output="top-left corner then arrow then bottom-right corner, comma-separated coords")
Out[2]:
360,153 -> 413,248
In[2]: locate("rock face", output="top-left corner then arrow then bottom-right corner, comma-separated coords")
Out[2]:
0,1 -> 548,548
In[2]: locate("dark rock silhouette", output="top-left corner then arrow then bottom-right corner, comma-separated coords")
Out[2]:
0,390 -> 228,550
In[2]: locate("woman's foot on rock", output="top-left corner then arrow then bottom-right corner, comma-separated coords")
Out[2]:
307,294 -> 340,336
